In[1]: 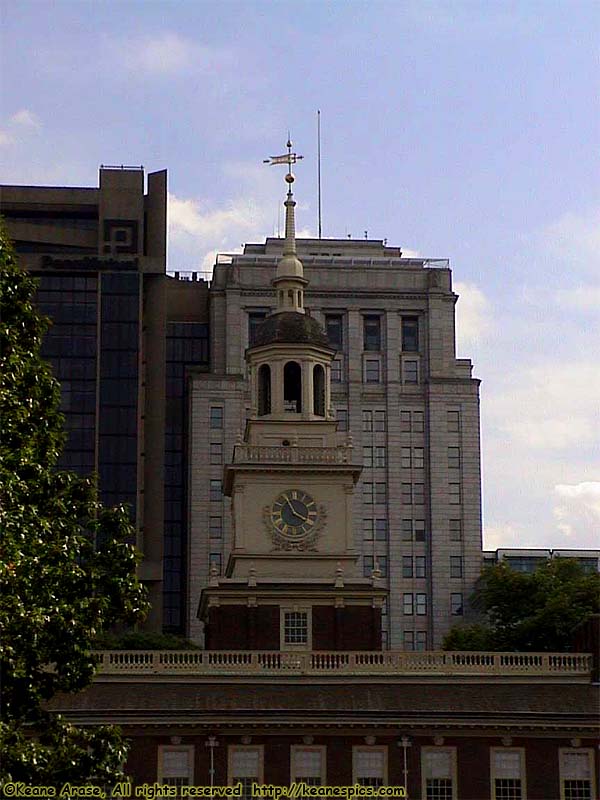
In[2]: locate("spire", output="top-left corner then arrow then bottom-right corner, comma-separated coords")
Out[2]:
264,137 -> 307,314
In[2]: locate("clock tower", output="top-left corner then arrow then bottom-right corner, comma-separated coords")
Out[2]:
198,142 -> 386,651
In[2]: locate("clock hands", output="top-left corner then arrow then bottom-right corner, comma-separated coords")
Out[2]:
285,497 -> 309,524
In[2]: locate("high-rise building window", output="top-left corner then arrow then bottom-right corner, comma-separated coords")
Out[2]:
375,519 -> 388,541
449,519 -> 462,541
401,409 -> 425,434
210,443 -> 223,464
401,447 -> 412,469
209,406 -> 223,429
353,748 -> 386,788
403,630 -> 415,650
447,410 -> 461,432
402,519 -> 413,541
402,359 -> 419,385
363,519 -> 374,541
450,556 -> 463,578
331,357 -> 343,382
375,482 -> 387,504
416,631 -> 427,651
158,746 -> 194,787
413,410 -> 424,432
415,556 -> 426,578
401,483 -> 412,504
209,479 -> 222,501
449,483 -> 461,505
365,359 -> 381,383
422,748 -> 456,799
374,410 -> 386,431
402,556 -> 413,578
415,593 -> 427,615
325,314 -> 344,349
209,553 -> 222,575
559,749 -> 594,800
448,447 -> 461,469
363,410 -> 373,432
363,315 -> 381,351
377,556 -> 388,577
248,311 -> 267,346
414,520 -> 426,542
209,516 -> 222,539
414,483 -> 425,505
451,593 -> 463,616
413,447 -> 424,469
363,483 -> 374,504
400,411 -> 411,432
491,749 -> 525,800
403,593 -> 414,615
363,447 -> 373,467
401,317 -> 419,352
363,556 -> 375,578
336,408 -> 348,431
375,446 -> 386,467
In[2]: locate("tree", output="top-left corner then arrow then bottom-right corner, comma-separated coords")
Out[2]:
443,558 -> 600,652
0,227 -> 149,785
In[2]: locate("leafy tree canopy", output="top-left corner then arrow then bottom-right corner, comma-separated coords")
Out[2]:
444,558 -> 600,652
0,227 -> 149,785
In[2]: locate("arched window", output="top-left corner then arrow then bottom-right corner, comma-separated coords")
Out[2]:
288,289 -> 294,306
313,364 -> 325,416
284,361 -> 302,413
258,364 -> 271,416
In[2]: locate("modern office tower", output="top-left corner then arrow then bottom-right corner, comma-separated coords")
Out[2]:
189,220 -> 483,649
1,168 -> 209,632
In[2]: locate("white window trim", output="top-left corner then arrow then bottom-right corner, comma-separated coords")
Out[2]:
157,745 -> 194,784
352,746 -> 388,785
227,745 -> 264,785
559,748 -> 596,800
280,606 -> 312,650
421,746 -> 457,800
490,747 -> 527,800
290,745 -> 327,784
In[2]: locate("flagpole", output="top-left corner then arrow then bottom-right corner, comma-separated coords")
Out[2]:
317,110 -> 322,239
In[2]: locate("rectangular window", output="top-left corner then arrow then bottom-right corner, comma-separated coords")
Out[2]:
450,556 -> 463,579
291,746 -> 326,787
209,479 -> 222,502
375,447 -> 386,467
228,747 -> 263,800
210,442 -> 223,464
413,447 -> 424,469
336,408 -> 348,431
363,556 -> 374,578
284,611 -> 309,646
447,410 -> 461,433
401,317 -> 419,352
363,410 -> 373,432
363,519 -> 374,541
381,630 -> 389,649
209,553 -> 222,575
402,359 -> 419,385
416,593 -> 427,615
375,519 -> 388,541
413,410 -> 424,432
400,411 -> 411,432
248,312 -> 267,346
449,519 -> 462,541
414,483 -> 425,505
353,747 -> 386,787
331,357 -> 343,383
402,519 -> 413,541
448,447 -> 461,469
325,314 -> 344,349
374,410 -> 386,431
422,748 -> 456,800
158,746 -> 194,787
363,482 -> 374,504
491,749 -> 525,800
402,483 -> 412,504
365,359 -> 381,383
210,406 -> 223,429
415,556 -> 426,578
401,447 -> 412,469
402,556 -> 413,578
451,593 -> 463,616
375,482 -> 387,504
363,446 -> 373,467
416,631 -> 427,651
209,516 -> 222,539
415,519 -> 426,542
377,556 -> 388,577
363,315 -> 381,351
559,749 -> 594,800
403,630 -> 414,650
449,483 -> 461,505
403,593 -> 414,615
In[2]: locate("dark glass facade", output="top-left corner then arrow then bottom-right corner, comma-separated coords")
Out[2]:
163,322 -> 209,632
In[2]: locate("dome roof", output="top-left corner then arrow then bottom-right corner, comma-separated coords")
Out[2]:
251,311 -> 332,349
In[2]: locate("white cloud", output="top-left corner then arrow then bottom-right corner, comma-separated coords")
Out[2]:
553,482 -> 600,546
0,131 -> 14,146
554,285 -> 600,313
122,33 -> 230,76
538,208 -> 600,277
10,109 -> 41,129
454,281 -> 493,351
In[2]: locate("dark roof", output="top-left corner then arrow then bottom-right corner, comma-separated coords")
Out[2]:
251,312 -> 332,349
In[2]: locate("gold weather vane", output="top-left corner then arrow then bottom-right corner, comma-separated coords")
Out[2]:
263,137 -> 304,182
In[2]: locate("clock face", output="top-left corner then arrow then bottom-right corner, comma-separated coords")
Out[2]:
270,489 -> 318,539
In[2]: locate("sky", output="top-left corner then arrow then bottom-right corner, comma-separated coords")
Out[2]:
1,0 -> 599,551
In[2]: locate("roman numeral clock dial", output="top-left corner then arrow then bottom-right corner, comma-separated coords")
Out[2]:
264,489 -> 326,551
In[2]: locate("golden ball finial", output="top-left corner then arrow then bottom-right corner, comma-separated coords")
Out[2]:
285,172 -> 295,184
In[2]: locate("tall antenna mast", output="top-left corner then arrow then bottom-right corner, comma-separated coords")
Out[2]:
317,110 -> 322,239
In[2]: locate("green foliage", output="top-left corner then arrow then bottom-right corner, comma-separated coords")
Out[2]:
443,559 -> 600,651
0,227 -> 149,785
93,631 -> 199,650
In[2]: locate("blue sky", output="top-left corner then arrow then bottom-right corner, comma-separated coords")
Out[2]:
2,0 -> 599,549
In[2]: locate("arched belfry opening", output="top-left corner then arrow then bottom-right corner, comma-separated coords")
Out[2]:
284,361 -> 302,413
258,364 -> 271,416
313,364 -> 325,417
